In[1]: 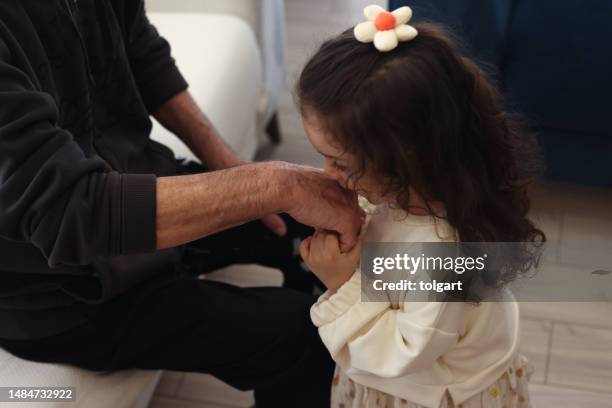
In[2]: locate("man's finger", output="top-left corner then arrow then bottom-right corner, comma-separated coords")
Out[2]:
337,212 -> 362,253
299,236 -> 312,260
347,238 -> 362,258
261,214 -> 287,237
359,208 -> 367,223
338,231 -> 359,253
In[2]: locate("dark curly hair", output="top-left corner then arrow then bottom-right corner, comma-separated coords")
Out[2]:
298,22 -> 545,245
297,23 -> 545,296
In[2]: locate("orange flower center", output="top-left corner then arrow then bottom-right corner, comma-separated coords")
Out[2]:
375,12 -> 396,31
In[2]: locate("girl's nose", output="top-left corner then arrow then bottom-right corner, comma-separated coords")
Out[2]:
323,162 -> 341,181
328,171 -> 348,187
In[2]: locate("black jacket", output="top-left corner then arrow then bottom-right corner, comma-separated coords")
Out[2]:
0,0 -> 187,339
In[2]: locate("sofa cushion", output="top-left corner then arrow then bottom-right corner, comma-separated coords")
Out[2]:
147,12 -> 263,162
0,347 -> 160,408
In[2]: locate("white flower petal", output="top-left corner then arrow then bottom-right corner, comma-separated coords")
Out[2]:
364,5 -> 385,21
354,21 -> 377,43
395,24 -> 419,41
392,6 -> 413,25
374,30 -> 399,52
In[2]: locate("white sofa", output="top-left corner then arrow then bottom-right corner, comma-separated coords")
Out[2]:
146,0 -> 287,128
0,349 -> 161,408
148,11 -> 263,162
0,11 -> 264,408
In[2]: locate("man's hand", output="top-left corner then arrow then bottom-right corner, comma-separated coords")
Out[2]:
208,158 -> 289,237
300,230 -> 361,292
285,164 -> 364,252
156,161 -> 363,252
153,91 -> 287,236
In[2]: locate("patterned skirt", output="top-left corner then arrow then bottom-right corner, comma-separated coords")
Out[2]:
331,355 -> 535,408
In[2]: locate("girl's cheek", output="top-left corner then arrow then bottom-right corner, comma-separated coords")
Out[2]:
356,178 -> 390,204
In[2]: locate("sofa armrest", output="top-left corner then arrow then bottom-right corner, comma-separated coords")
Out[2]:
146,0 -> 286,124
147,12 -> 263,161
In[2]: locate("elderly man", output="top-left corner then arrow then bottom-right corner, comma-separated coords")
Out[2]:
0,1 -> 362,406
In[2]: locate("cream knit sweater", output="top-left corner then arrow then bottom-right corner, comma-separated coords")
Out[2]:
310,204 -> 520,407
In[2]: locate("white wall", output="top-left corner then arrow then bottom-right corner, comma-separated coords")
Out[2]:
350,0 -> 388,23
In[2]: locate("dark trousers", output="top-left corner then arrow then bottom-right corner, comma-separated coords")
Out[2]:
0,161 -> 333,407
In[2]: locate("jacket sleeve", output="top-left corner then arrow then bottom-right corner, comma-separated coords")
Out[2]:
123,0 -> 188,113
311,272 -> 465,378
0,38 -> 158,269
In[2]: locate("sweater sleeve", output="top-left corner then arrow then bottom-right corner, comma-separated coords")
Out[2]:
0,38 -> 157,269
124,0 -> 188,113
311,272 -> 466,378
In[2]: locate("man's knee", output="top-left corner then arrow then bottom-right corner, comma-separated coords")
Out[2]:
243,287 -> 318,348
177,279 -> 319,352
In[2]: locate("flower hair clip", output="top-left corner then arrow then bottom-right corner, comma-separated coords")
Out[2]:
354,5 -> 418,52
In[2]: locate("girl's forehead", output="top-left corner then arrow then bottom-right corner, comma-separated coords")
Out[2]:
302,114 -> 344,157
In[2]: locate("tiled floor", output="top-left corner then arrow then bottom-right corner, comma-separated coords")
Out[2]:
151,0 -> 612,407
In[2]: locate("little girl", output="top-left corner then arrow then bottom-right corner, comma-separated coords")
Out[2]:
297,5 -> 544,408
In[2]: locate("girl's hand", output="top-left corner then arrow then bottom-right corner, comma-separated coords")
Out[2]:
300,230 -> 362,292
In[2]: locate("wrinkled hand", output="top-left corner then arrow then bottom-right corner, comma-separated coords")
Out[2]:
216,157 -> 288,236
287,165 -> 364,251
300,230 -> 361,292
